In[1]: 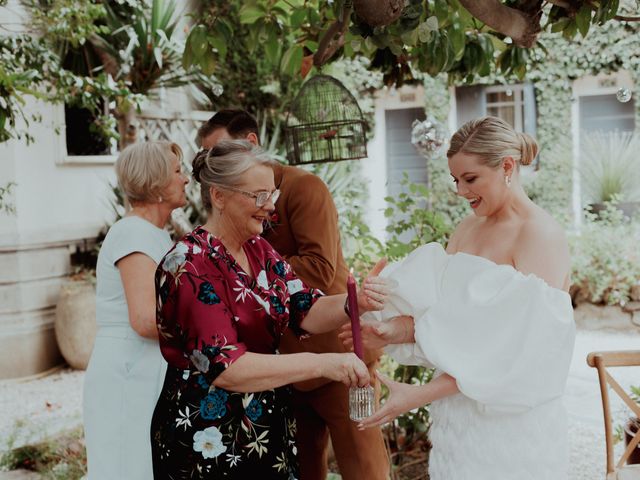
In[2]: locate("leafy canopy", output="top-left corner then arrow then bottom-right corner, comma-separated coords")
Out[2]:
184,0 -> 632,86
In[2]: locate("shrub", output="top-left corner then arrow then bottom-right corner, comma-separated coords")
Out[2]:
570,204 -> 640,305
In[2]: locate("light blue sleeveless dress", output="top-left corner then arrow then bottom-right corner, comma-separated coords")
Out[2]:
83,216 -> 172,480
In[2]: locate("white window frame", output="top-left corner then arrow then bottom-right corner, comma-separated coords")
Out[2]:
484,84 -> 526,132
53,102 -> 117,166
571,71 -> 635,227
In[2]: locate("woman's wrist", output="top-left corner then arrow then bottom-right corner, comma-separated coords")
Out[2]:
343,295 -> 351,318
391,316 -> 413,344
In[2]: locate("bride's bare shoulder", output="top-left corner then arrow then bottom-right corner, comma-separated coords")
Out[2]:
446,214 -> 478,253
514,209 -> 569,289
523,207 -> 567,244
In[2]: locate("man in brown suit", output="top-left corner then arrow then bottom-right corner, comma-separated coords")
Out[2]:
198,109 -> 389,480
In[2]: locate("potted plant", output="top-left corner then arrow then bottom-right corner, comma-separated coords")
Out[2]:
614,385 -> 640,465
624,386 -> 640,465
580,131 -> 640,218
54,269 -> 97,370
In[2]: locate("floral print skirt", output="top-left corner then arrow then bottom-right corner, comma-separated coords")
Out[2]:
151,366 -> 299,479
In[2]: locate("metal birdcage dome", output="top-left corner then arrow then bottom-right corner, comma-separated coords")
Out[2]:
284,74 -> 368,165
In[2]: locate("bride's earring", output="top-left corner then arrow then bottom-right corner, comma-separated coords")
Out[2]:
504,176 -> 512,188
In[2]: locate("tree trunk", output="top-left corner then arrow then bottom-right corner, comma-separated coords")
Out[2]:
458,0 -> 541,48
115,106 -> 137,151
353,0 -> 404,27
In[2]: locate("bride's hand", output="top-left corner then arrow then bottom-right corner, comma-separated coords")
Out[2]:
357,258 -> 389,313
338,320 -> 396,351
357,372 -> 417,430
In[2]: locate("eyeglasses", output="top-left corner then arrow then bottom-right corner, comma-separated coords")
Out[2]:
221,186 -> 280,207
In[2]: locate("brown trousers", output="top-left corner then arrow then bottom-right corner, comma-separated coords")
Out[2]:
292,366 -> 390,480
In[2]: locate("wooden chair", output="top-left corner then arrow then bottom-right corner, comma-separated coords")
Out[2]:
587,350 -> 640,479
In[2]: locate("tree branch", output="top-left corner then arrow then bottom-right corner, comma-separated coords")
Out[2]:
615,14 -> 640,21
458,0 -> 542,47
313,5 -> 352,67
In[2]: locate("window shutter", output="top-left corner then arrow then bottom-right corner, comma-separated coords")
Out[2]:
455,85 -> 486,129
523,83 -> 537,137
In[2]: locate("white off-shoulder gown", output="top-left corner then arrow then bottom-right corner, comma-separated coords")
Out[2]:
364,243 -> 576,480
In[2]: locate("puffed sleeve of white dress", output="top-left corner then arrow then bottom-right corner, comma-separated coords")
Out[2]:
366,242 -> 576,413
361,243 -> 449,367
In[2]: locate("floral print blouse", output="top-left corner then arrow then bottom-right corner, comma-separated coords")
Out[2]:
151,227 -> 323,479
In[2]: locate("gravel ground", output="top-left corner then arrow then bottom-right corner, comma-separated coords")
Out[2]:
0,368 -> 84,450
1,328 -> 639,479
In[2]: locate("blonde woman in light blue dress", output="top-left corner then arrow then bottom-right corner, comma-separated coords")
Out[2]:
83,141 -> 188,479
342,117 -> 575,480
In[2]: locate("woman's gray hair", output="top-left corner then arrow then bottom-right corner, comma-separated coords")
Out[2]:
192,139 -> 275,212
115,141 -> 183,205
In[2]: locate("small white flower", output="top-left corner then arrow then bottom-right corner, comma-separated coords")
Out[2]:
176,406 -> 192,430
287,279 -> 304,294
192,244 -> 202,255
233,280 -> 252,302
189,350 -> 210,373
257,270 -> 269,289
193,426 -> 226,459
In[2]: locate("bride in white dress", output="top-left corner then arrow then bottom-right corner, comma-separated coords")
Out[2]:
342,117 -> 576,480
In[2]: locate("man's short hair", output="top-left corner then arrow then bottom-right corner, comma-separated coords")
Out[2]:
197,109 -> 259,143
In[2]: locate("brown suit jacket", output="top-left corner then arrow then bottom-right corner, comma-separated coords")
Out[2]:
263,164 -> 381,391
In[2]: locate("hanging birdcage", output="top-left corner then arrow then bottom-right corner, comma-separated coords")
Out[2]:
284,75 -> 368,165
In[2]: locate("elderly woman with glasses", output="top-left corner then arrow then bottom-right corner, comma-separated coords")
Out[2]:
151,140 -> 388,479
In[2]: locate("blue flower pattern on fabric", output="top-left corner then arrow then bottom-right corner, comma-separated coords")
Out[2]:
200,389 -> 228,420
203,345 -> 221,358
270,295 -> 286,314
272,261 -> 286,278
197,281 -> 220,305
197,375 -> 209,390
291,292 -> 313,312
245,398 -> 263,422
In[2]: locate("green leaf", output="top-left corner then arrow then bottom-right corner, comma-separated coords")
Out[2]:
264,35 -> 280,65
434,0 -> 449,25
550,18 -> 570,33
216,18 -> 234,40
280,45 -> 303,76
401,28 -> 420,47
562,20 -> 578,40
305,40 -> 319,53
200,52 -> 216,76
188,25 -> 209,61
182,36 -> 194,69
208,34 -> 228,61
576,5 -> 592,38
290,8 -> 307,28
308,7 -> 320,25
239,5 -> 267,25
448,21 -> 466,61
